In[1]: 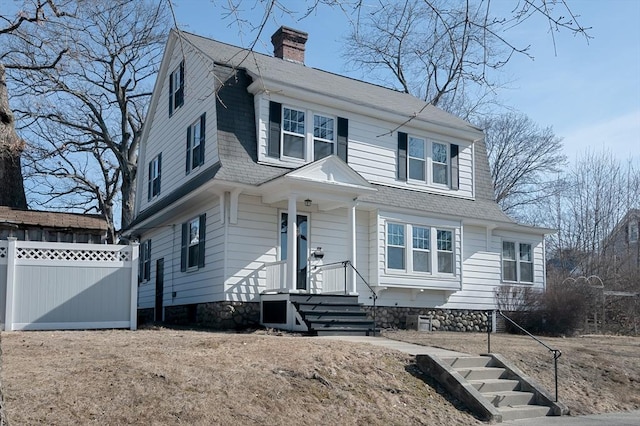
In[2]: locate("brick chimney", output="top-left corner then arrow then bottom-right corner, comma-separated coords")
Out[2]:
271,26 -> 308,64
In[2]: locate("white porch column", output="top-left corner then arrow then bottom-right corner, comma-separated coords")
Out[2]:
5,237 -> 17,331
286,195 -> 298,292
348,203 -> 357,294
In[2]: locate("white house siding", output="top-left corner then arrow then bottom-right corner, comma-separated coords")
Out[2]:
254,93 -> 475,199
138,42 -> 220,213
225,194 -> 278,302
138,197 -> 225,309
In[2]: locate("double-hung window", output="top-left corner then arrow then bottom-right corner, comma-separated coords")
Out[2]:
181,214 -> 206,271
630,222 -> 639,243
148,154 -> 161,200
267,101 -> 347,163
502,241 -> 534,283
386,222 -> 455,275
432,142 -> 449,185
186,114 -> 206,173
408,137 -> 426,181
313,114 -> 335,160
169,61 -> 184,116
282,107 -> 305,159
399,132 -> 458,189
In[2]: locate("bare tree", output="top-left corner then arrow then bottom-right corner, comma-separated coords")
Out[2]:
480,112 -> 566,217
342,0 -> 590,117
6,0 -> 170,241
0,0 -> 72,209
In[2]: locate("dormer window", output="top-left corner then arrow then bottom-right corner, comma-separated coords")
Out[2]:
398,132 -> 458,190
267,101 -> 347,164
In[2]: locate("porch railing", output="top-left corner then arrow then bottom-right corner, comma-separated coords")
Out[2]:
263,260 -> 287,292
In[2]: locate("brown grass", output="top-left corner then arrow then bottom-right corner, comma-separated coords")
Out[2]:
1,327 -> 638,425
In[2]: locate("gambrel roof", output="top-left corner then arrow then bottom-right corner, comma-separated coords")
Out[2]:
131,30 -> 536,231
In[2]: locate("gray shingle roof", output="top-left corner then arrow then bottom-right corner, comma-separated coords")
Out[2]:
179,31 -> 482,135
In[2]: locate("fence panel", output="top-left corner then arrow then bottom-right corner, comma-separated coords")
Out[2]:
2,239 -> 138,331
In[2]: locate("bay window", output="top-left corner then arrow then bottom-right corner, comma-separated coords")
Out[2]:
386,222 -> 455,275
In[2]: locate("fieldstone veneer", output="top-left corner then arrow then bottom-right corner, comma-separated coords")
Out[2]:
364,307 -> 490,332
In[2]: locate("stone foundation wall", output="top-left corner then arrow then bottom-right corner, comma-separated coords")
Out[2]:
137,308 -> 154,325
162,302 -> 260,330
364,306 -> 491,332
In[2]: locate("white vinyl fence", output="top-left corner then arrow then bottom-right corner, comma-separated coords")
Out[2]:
0,238 -> 138,331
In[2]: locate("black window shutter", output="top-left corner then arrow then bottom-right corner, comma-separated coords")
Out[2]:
180,223 -> 188,272
138,242 -> 143,282
185,126 -> 191,174
337,117 -> 348,162
199,112 -> 206,165
145,240 -> 151,280
198,213 -> 206,268
450,144 -> 459,190
169,72 -> 174,116
397,132 -> 408,181
268,101 -> 282,158
147,161 -> 152,200
177,61 -> 184,107
156,153 -> 162,195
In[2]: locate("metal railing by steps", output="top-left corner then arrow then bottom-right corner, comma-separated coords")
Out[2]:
488,310 -> 562,402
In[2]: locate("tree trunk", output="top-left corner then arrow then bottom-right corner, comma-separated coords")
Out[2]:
0,63 -> 27,209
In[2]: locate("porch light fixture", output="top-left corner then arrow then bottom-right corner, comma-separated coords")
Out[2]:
304,199 -> 312,206
311,247 -> 324,259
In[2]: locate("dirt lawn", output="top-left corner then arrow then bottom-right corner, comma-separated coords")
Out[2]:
1,328 -> 639,425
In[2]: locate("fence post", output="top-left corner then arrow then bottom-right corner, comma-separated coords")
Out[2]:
129,243 -> 139,331
4,238 -> 17,331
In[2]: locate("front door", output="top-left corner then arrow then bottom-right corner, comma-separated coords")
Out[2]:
155,258 -> 164,322
280,212 -> 308,290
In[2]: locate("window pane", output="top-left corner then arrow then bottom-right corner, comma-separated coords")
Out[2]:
280,213 -> 288,260
503,260 -> 517,281
409,158 -> 425,181
502,242 -> 516,260
432,142 -> 447,163
409,137 -> 425,158
521,262 -> 533,282
413,251 -> 431,272
283,108 -> 305,134
189,219 -> 199,245
188,245 -> 199,268
519,244 -> 532,262
437,252 -> 453,273
314,140 -> 333,160
433,163 -> 448,185
388,246 -> 405,270
437,230 -> 452,251
313,115 -> 334,140
192,145 -> 201,169
413,227 -> 430,249
387,223 -> 404,246
283,134 -> 305,158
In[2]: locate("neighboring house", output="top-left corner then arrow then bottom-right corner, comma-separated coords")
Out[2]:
0,206 -> 107,243
603,209 -> 640,283
126,27 -> 552,331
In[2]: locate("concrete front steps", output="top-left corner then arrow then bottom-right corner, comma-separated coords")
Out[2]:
417,354 -> 568,422
290,294 -> 376,336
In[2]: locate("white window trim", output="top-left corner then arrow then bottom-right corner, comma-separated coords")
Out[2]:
406,136 -> 451,189
149,155 -> 161,199
501,240 -> 534,284
170,62 -> 184,113
187,217 -> 200,271
187,117 -> 203,173
139,239 -> 151,284
385,222 -> 456,277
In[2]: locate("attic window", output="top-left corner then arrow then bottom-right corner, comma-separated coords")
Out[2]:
169,61 -> 184,116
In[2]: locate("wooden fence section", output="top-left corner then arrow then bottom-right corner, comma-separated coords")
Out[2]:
0,238 -> 138,331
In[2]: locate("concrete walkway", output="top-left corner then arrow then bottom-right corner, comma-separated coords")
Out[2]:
502,410 -> 640,425
316,335 -> 469,357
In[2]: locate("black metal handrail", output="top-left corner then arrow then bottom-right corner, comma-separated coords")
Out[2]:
487,310 -> 562,402
313,260 -> 378,335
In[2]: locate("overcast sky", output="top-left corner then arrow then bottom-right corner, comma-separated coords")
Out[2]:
172,0 -> 640,164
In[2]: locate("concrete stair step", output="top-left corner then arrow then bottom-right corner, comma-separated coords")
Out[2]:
289,294 -> 359,304
296,303 -> 364,312
315,327 -> 376,336
455,366 -> 507,380
441,356 -> 494,368
498,404 -> 553,421
481,390 -> 536,407
470,378 -> 520,393
302,311 -> 369,321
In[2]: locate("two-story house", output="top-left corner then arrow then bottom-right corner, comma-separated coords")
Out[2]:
126,27 -> 552,332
